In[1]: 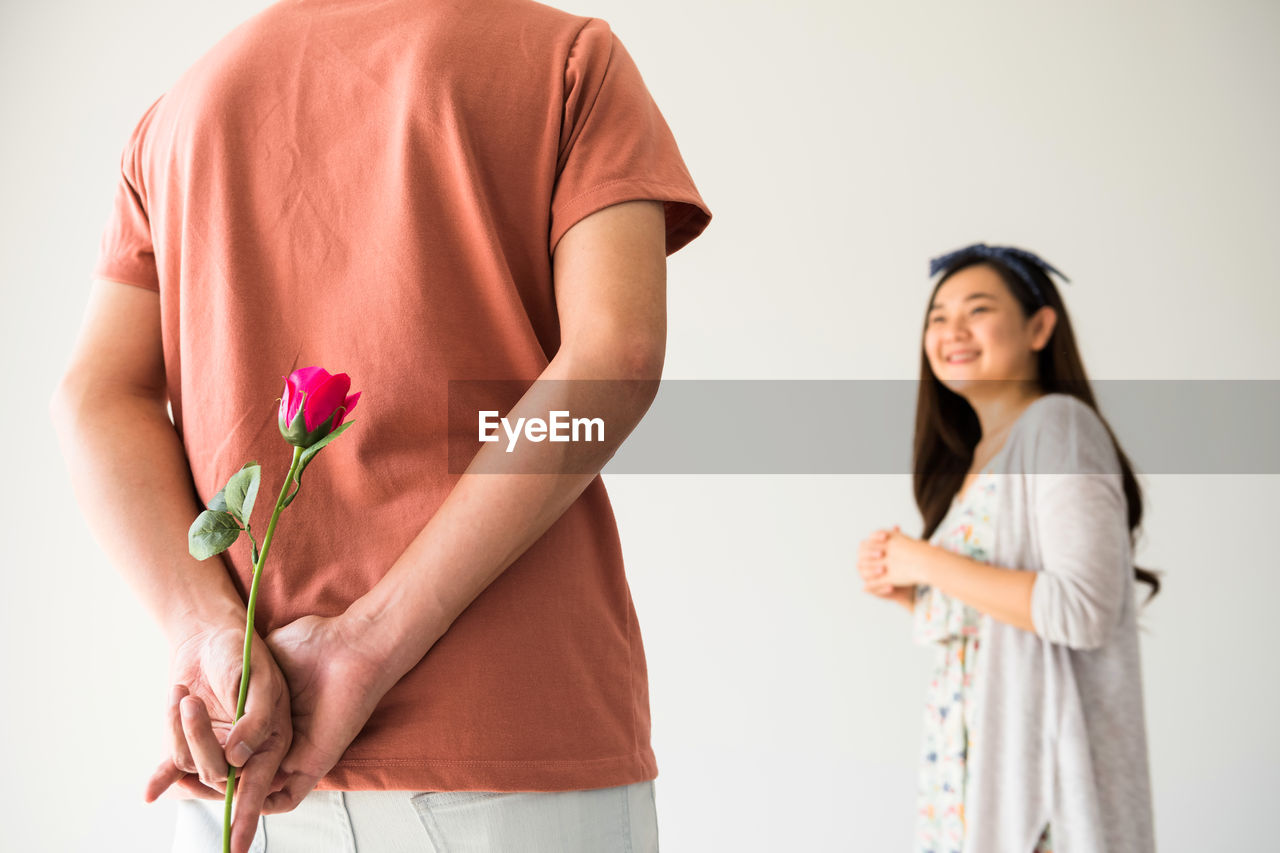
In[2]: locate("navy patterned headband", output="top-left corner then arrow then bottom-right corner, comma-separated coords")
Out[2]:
928,243 -> 1070,306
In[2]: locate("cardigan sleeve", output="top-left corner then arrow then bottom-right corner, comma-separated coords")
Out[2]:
1027,396 -> 1132,650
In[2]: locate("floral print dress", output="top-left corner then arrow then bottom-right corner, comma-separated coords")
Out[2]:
912,473 -> 1052,853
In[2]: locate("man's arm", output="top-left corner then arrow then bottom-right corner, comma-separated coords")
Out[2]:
151,198 -> 672,814
349,198 -> 669,684
50,281 -> 245,640
50,281 -> 291,853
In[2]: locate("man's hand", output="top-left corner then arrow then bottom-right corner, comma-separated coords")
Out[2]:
144,623 -> 292,853
50,278 -> 293,853
259,613 -> 391,813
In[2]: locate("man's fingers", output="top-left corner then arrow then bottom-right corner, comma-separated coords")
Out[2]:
229,809 -> 263,853
176,775 -> 227,800
225,665 -> 281,767
262,772 -> 319,815
144,758 -> 186,803
146,758 -> 225,802
228,751 -> 281,853
180,695 -> 229,791
168,685 -> 197,774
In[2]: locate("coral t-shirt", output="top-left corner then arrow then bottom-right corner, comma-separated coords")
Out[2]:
92,0 -> 709,791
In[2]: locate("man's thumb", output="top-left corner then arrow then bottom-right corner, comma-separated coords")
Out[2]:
224,670 -> 279,766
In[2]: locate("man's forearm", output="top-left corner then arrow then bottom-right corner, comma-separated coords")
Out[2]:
344,344 -> 661,689
51,385 -> 246,643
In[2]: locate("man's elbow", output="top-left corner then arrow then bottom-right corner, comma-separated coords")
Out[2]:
49,372 -> 86,436
563,331 -> 664,392
49,370 -> 168,437
616,333 -> 664,380
551,328 -> 665,435
611,335 -> 665,413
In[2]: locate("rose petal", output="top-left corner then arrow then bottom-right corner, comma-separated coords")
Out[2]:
304,372 -> 352,432
279,382 -> 291,424
284,380 -> 303,425
286,367 -> 330,426
332,391 -> 361,428
289,366 -> 330,393
284,377 -> 304,425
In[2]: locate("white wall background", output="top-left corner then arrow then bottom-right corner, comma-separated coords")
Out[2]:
3,0 -> 1277,850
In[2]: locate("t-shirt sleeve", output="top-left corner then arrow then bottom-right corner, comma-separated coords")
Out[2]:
92,98 -> 163,291
550,19 -> 711,256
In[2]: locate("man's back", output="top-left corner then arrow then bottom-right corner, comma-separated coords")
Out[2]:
94,0 -> 709,792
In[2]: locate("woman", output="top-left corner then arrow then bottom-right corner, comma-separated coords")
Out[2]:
858,244 -> 1158,853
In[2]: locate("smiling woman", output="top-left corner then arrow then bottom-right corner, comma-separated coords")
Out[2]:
926,265 -> 1056,392
856,244 -> 1158,852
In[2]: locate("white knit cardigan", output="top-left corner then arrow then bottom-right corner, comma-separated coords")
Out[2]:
964,394 -> 1155,853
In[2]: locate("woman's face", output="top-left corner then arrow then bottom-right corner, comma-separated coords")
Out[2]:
923,264 -> 1055,396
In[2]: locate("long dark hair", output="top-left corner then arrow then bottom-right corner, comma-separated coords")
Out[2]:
912,257 -> 1160,600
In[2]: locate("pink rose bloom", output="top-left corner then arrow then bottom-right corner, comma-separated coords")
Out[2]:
278,366 -> 360,448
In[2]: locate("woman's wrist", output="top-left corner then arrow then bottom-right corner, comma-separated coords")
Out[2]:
917,547 -> 978,591
910,539 -> 947,587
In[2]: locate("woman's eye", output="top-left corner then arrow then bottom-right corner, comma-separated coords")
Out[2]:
928,315 -> 945,324
970,306 -> 988,315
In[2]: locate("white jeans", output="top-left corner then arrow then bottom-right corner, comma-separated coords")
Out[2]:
171,782 -> 659,852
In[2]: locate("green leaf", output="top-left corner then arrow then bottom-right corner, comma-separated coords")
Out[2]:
208,487 -> 228,512
224,462 -> 262,525
188,510 -> 242,560
293,421 -> 354,489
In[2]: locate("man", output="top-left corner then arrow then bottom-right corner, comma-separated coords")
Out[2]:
51,0 -> 709,849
